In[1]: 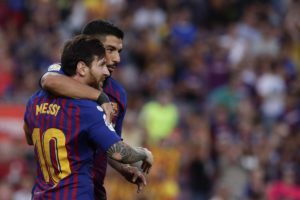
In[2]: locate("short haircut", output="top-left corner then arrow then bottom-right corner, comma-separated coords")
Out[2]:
81,19 -> 124,39
61,35 -> 105,76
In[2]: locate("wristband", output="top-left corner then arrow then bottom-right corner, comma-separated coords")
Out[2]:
96,92 -> 110,105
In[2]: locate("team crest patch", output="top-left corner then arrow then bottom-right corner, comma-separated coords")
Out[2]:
48,64 -> 61,72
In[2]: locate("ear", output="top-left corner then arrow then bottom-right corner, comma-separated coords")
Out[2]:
76,61 -> 87,76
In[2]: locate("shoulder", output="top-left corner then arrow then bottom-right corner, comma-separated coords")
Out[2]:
104,77 -> 127,109
72,99 -> 98,110
104,77 -> 127,97
73,99 -> 104,116
25,90 -> 52,111
27,90 -> 46,103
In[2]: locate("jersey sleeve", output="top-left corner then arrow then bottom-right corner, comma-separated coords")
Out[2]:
39,63 -> 64,88
83,104 -> 122,152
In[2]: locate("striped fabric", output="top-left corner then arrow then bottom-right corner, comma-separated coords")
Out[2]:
24,90 -> 121,200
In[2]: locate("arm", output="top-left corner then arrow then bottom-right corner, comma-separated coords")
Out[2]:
86,105 -> 153,172
107,141 -> 153,174
41,72 -> 100,99
108,158 -> 147,193
41,72 -> 113,121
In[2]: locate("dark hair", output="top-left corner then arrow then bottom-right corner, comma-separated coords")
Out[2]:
61,35 -> 105,76
81,19 -> 124,39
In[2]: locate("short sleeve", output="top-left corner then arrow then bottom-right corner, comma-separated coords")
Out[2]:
84,104 -> 121,152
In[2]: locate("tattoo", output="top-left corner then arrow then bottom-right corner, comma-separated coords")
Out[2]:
107,141 -> 146,164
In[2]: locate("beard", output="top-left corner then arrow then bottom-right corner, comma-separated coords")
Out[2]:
87,71 -> 102,89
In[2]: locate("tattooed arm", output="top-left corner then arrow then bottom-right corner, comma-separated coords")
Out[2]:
107,141 -> 153,174
108,159 -> 147,193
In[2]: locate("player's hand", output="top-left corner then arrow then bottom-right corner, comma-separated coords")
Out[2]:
101,102 -> 113,123
122,165 -> 147,193
139,148 -> 153,174
96,92 -> 112,123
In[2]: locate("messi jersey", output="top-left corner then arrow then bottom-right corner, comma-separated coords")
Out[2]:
42,63 -> 128,199
42,63 -> 127,136
24,90 -> 121,200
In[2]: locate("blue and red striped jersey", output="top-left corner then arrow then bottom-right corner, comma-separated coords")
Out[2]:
24,89 -> 121,200
41,63 -> 127,136
103,76 -> 127,135
41,63 -> 128,199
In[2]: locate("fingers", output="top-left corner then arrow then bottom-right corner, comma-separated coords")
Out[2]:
101,102 -> 113,123
137,181 -> 145,193
141,148 -> 153,174
132,172 -> 138,183
107,113 -> 112,123
139,172 -> 147,186
132,171 -> 147,184
141,161 -> 152,174
127,168 -> 147,193
135,173 -> 147,193
145,166 -> 151,174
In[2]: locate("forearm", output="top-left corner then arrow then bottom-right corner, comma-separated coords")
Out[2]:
108,157 -> 129,173
107,142 -> 146,164
41,73 -> 100,100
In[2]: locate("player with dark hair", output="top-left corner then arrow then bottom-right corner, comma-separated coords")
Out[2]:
24,35 -> 153,199
40,20 -> 147,199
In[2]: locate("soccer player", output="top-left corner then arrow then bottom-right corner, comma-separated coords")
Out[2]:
23,35 -> 153,200
40,20 -> 147,199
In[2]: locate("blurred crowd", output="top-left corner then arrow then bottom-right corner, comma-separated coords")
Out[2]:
1,0 -> 300,199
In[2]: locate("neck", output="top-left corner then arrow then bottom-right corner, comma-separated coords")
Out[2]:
73,75 -> 86,84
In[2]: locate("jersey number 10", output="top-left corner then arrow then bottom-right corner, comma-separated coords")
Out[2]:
32,128 -> 71,185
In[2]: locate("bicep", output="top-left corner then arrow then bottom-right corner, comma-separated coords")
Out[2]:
42,72 -> 100,100
88,118 -> 121,152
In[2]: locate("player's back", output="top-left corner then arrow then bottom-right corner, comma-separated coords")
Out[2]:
24,89 -> 119,200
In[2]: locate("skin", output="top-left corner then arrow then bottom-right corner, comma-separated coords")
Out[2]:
75,57 -> 109,89
40,35 -> 123,122
96,34 -> 150,190
88,55 -> 153,169
25,55 -> 153,175
41,36 -> 150,191
97,35 -> 123,74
